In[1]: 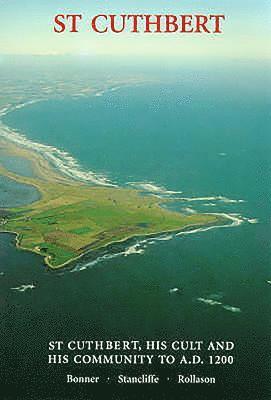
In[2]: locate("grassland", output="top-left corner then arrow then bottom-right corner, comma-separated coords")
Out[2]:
0,138 -> 225,269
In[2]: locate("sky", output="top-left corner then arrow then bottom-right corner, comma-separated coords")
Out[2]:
0,0 -> 270,60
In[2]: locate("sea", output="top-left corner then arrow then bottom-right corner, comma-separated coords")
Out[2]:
0,67 -> 270,399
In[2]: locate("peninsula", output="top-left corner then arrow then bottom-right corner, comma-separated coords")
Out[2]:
0,137 -> 225,269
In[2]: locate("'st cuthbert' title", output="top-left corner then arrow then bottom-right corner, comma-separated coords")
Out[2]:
53,14 -> 226,34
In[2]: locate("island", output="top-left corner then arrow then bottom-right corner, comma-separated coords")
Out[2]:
0,137 -> 226,269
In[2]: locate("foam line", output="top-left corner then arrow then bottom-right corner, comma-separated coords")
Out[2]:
197,297 -> 241,313
222,305 -> 241,313
197,297 -> 222,306
176,213 -> 244,237
0,122 -> 116,187
172,195 -> 245,204
182,207 -> 197,214
71,241 -> 147,272
70,212 -> 250,272
128,181 -> 183,195
11,283 -> 36,292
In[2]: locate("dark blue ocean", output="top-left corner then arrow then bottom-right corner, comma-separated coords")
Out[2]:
1,72 -> 270,399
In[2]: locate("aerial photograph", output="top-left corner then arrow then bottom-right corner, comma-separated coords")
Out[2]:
0,0 -> 270,399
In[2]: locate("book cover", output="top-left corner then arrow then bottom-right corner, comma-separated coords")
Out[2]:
0,1 -> 270,399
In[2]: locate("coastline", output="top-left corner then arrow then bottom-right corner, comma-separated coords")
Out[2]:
0,216 -> 230,270
0,98 -> 239,270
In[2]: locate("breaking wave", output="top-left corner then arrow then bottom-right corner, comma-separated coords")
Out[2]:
182,207 -> 197,214
0,122 -> 116,187
155,234 -> 173,241
69,213 -> 246,273
68,209 -> 259,273
127,181 -> 246,207
70,231 -> 181,272
128,181 -> 182,195
245,217 -> 259,224
173,195 -> 245,204
169,288 -> 181,294
0,100 -> 41,118
176,213 -> 244,238
0,96 -> 257,276
222,305 -> 241,313
123,243 -> 145,256
197,296 -> 241,313
0,102 -> 250,202
197,297 -> 222,306
11,283 -> 36,292
0,95 -> 119,187
70,241 -> 148,272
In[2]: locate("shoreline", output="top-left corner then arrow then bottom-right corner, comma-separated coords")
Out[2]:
0,81 -> 155,188
0,97 -> 239,270
0,126 -> 237,270
0,216 -> 231,270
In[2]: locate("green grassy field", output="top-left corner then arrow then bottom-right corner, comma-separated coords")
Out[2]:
0,139 -> 225,268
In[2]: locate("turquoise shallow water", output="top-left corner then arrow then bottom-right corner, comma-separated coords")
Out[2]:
0,75 -> 270,399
